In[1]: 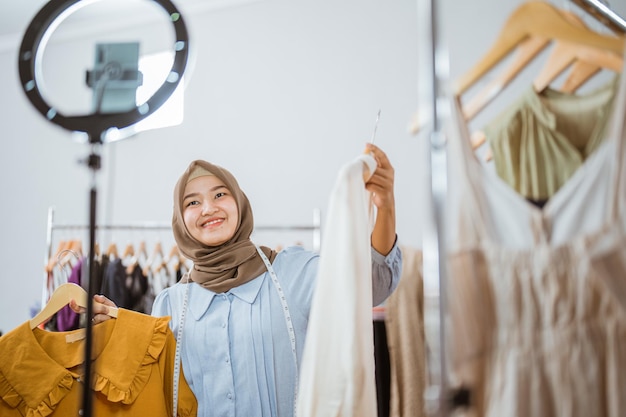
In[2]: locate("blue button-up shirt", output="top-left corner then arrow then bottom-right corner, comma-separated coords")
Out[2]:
152,244 -> 402,417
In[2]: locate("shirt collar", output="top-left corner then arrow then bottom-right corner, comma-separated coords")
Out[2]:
229,273 -> 265,304
188,273 -> 266,321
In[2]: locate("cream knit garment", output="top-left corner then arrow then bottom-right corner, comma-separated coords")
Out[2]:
297,153 -> 377,417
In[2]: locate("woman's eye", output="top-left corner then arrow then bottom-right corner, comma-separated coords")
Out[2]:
185,200 -> 199,207
215,192 -> 227,199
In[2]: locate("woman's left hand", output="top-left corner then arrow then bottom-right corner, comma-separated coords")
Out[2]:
364,143 -> 396,255
364,143 -> 395,211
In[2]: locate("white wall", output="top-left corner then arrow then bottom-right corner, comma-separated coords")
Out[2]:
0,0 -> 624,334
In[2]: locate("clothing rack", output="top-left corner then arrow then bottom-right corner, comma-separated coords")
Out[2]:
417,0 -> 450,415
571,0 -> 626,33
43,206 -> 322,306
417,1 -> 626,416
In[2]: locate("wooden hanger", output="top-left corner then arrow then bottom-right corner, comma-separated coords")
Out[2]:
122,242 -> 135,259
168,244 -> 187,272
71,239 -> 83,256
533,10 -> 624,92
59,240 -> 83,270
45,240 -> 70,273
411,36 -> 551,135
454,1 -> 625,96
461,35 -> 551,122
560,61 -> 602,93
146,241 -> 164,275
106,242 -> 119,259
459,6 -> 624,155
413,3 -> 623,135
535,46 -> 622,92
153,241 -> 164,259
168,244 -> 180,261
29,283 -> 118,329
137,241 -> 147,259
123,241 -> 139,274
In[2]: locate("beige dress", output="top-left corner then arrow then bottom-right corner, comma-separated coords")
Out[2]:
445,67 -> 626,416
384,246 -> 426,417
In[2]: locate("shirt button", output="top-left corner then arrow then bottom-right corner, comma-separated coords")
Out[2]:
227,393 -> 233,400
225,357 -> 230,363
78,410 -> 84,416
221,322 -> 226,328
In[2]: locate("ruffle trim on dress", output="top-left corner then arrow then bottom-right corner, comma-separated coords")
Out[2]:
0,372 -> 74,417
91,317 -> 169,404
0,316 -> 195,416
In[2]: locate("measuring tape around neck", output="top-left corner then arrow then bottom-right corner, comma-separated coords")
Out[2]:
172,251 -> 299,417
172,272 -> 191,417
255,245 -> 299,417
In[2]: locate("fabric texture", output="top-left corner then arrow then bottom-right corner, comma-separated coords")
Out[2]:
297,153 -> 385,417
384,246 -> 426,417
444,65 -> 626,417
172,159 -> 276,293
0,308 -> 197,417
482,77 -> 618,201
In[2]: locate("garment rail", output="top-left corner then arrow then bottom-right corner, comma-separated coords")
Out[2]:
570,0 -> 626,34
43,206 -> 322,307
416,2 -> 625,416
416,0 -> 450,415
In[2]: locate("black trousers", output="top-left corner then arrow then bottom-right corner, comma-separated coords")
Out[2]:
374,320 -> 390,417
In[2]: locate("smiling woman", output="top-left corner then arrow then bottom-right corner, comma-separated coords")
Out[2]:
78,147 -> 402,417
182,168 -> 240,247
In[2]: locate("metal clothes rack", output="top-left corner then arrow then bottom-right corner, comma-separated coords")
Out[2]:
571,0 -> 626,33
417,0 -> 450,414
417,1 -> 626,416
43,206 -> 322,306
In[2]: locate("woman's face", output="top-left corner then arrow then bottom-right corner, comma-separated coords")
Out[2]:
182,175 -> 239,247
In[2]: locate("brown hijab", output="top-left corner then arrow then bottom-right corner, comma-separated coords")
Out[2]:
172,160 -> 277,293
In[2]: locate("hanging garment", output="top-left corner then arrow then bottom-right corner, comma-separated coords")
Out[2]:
297,153 -> 386,417
384,246 -> 426,417
482,76 -> 619,202
101,258 -> 149,312
444,61 -> 626,417
56,258 -> 84,331
0,308 -> 197,417
126,263 -> 149,313
101,258 -> 130,308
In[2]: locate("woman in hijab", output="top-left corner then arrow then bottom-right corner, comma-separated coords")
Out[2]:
88,143 -> 402,417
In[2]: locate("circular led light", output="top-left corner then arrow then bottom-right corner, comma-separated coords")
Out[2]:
18,0 -> 190,141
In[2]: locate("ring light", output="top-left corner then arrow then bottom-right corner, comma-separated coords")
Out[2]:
18,0 -> 189,142
18,3 -> 190,416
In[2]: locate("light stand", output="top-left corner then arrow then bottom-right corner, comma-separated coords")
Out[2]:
18,1 -> 189,416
